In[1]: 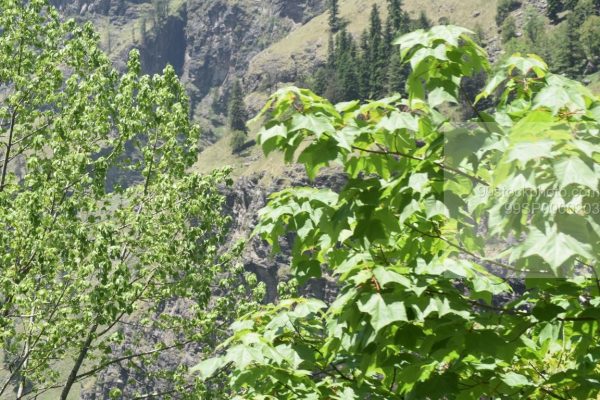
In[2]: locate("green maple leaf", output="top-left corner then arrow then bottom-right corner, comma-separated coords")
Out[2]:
358,294 -> 408,333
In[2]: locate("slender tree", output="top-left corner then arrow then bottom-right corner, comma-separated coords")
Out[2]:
336,33 -> 360,100
328,0 -> 340,32
228,79 -> 248,133
417,10 -> 431,29
358,30 -> 371,100
561,0 -> 591,75
327,33 -> 335,69
116,0 -> 126,15
580,15 -> 600,70
367,5 -> 386,98
140,17 -> 147,44
387,49 -> 408,94
387,0 -> 404,32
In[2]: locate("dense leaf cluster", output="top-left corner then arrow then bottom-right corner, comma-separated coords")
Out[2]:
197,26 -> 600,399
0,1 -> 255,398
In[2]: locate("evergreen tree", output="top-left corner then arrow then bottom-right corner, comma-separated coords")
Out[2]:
369,4 -> 383,41
562,0 -> 593,75
152,0 -> 168,24
367,5 -> 386,98
334,26 -> 352,57
550,23 -> 573,73
312,68 -> 330,97
387,0 -> 405,33
383,20 -> 394,59
336,41 -> 360,101
140,17 -> 147,44
116,0 -> 126,15
314,1 -> 418,102
358,30 -> 371,100
473,23 -> 486,45
326,33 -> 335,69
417,10 -> 431,29
228,80 -> 247,133
496,0 -> 521,26
387,49 -> 407,95
385,0 -> 410,51
563,0 -> 579,10
322,27 -> 359,102
576,0 -> 599,16
105,20 -> 112,53
328,0 -> 340,32
230,130 -> 247,154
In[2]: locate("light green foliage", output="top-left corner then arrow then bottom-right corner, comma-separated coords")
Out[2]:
196,25 -> 600,399
0,1 -> 253,398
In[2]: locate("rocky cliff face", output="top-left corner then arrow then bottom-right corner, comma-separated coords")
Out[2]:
182,0 -> 324,114
225,167 -> 344,303
55,0 -> 325,119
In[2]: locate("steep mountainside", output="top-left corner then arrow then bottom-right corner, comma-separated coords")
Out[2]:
55,0 -> 545,124
53,0 -> 326,121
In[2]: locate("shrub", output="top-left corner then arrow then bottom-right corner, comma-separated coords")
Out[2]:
230,130 -> 247,153
501,15 -> 517,43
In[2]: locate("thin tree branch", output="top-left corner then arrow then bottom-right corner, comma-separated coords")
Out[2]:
59,323 -> 99,400
351,144 -> 489,186
75,339 -> 195,381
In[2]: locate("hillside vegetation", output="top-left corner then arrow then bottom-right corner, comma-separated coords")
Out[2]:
4,1 -> 600,398
247,0 -> 499,85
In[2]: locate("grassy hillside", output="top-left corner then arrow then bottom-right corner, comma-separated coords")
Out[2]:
247,0 -> 499,80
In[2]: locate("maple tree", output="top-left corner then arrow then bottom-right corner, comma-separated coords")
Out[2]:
196,26 -> 600,399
